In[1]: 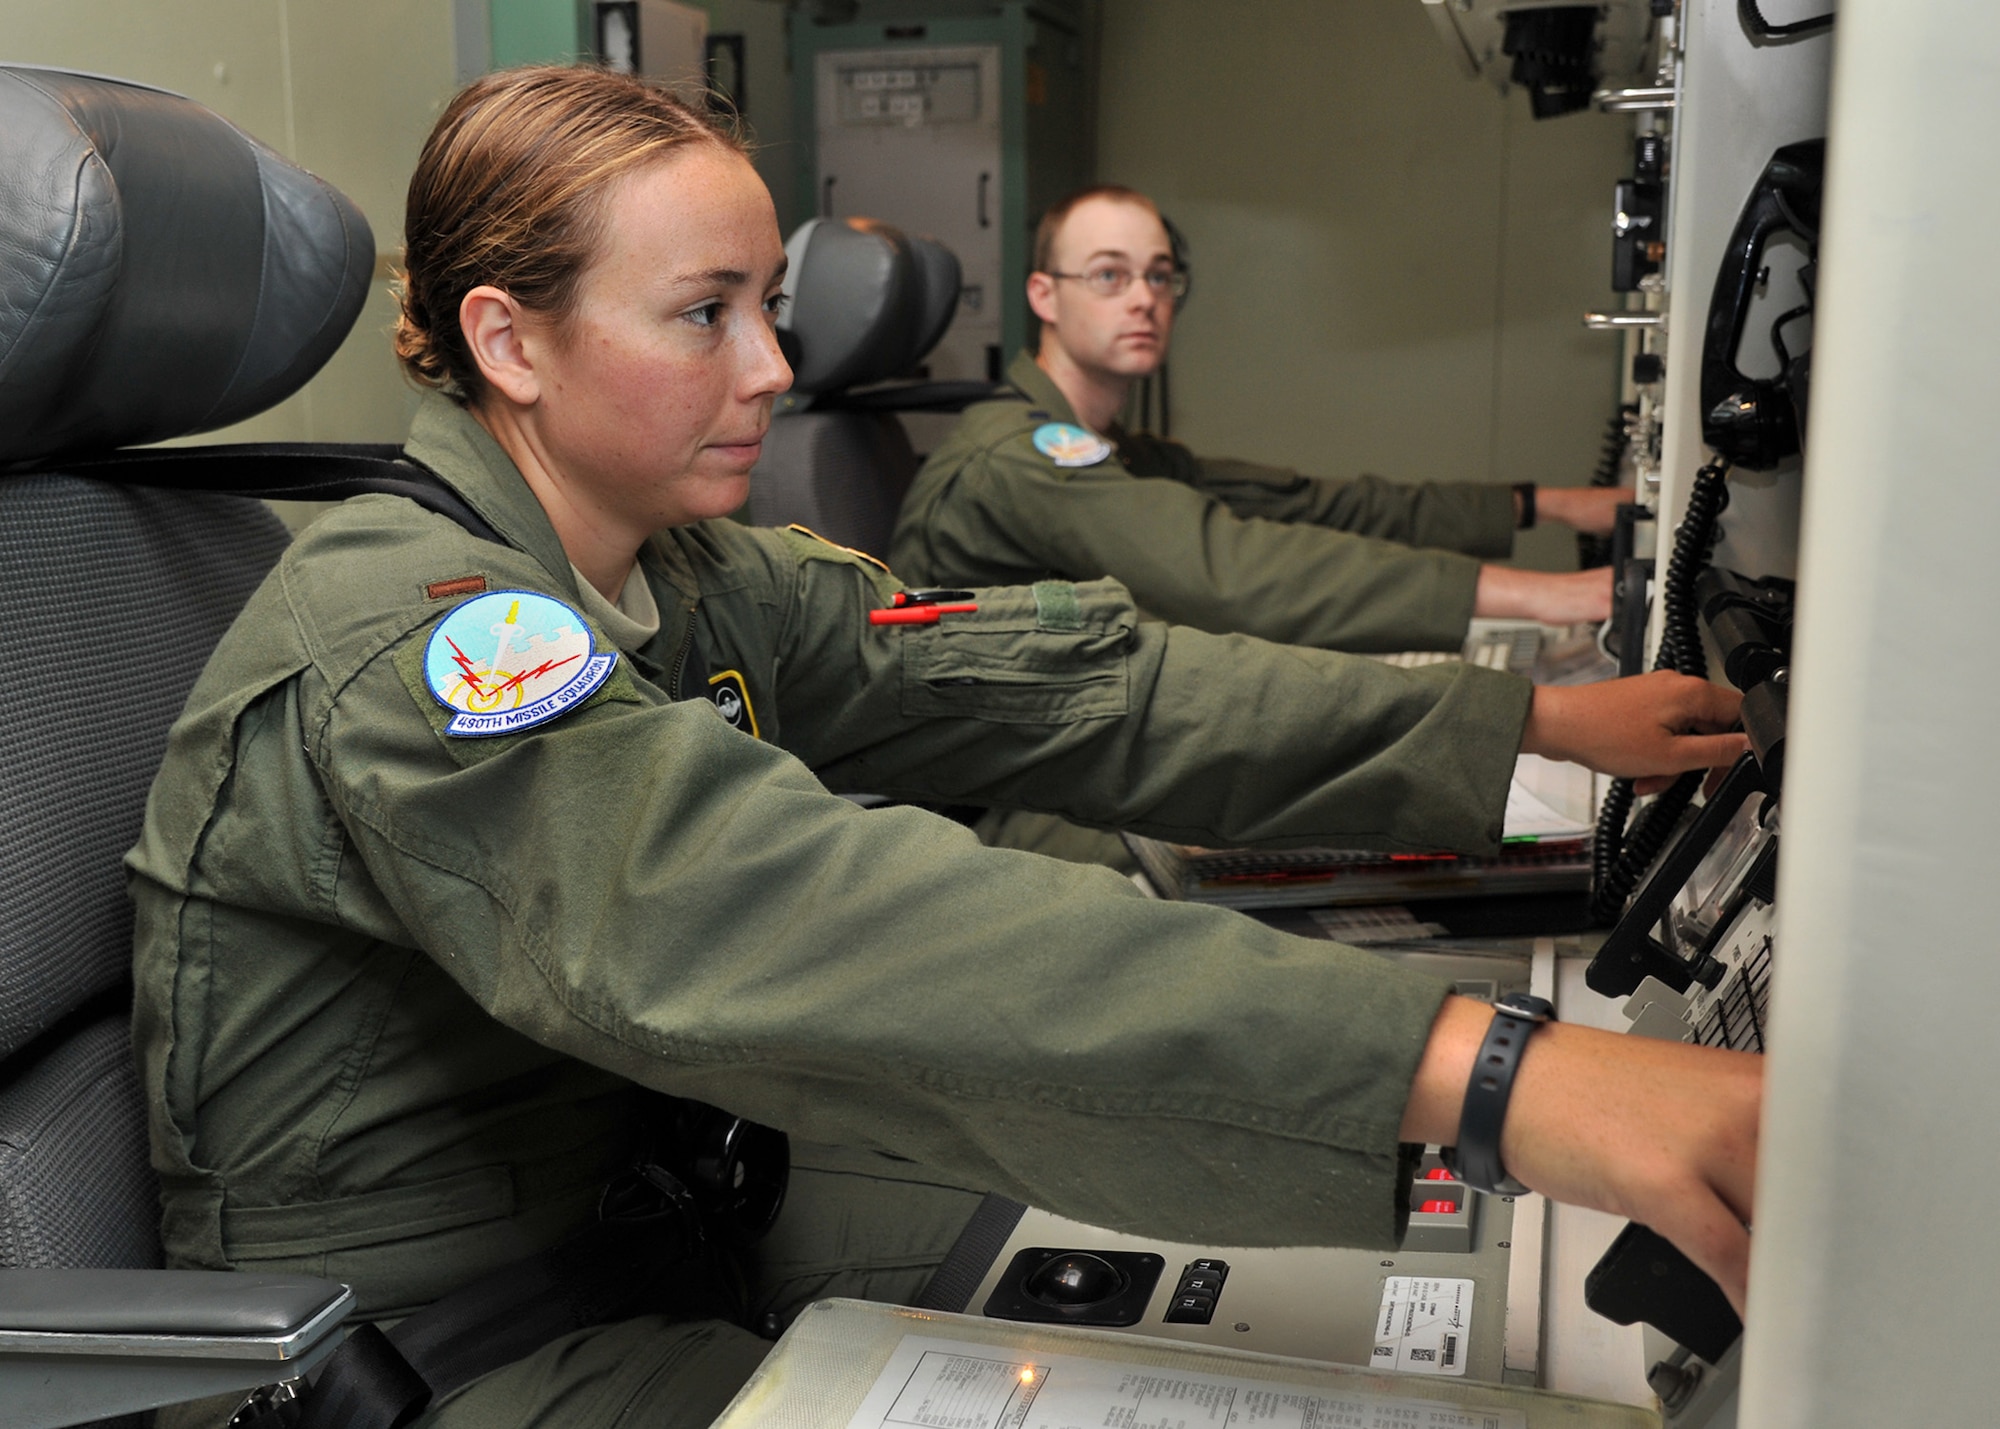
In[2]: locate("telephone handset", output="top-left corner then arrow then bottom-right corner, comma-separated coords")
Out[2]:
1700,138 -> 1825,469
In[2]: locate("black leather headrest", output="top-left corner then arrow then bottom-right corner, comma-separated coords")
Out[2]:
777,217 -> 961,396
0,67 -> 374,466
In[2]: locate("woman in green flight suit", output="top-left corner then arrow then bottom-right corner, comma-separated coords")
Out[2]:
131,67 -> 1758,1428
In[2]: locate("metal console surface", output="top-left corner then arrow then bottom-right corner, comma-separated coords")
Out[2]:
957,1197 -> 1523,1384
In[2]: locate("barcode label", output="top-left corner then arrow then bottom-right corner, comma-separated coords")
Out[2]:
1373,1277 -> 1473,1378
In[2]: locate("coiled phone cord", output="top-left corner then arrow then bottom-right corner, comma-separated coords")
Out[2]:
1588,461 -> 1731,924
1578,405 -> 1636,571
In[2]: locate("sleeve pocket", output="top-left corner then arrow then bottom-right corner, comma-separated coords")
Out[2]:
900,585 -> 1131,724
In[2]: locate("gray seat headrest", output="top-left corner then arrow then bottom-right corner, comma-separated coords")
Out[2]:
0,67 -> 375,466
777,217 -> 961,396
905,236 -> 962,375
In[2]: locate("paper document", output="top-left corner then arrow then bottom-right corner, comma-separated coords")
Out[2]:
1502,755 -> 1594,840
844,1333 -> 1526,1429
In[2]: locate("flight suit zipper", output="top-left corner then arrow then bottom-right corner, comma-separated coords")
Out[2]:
668,602 -> 710,700
670,614 -> 694,700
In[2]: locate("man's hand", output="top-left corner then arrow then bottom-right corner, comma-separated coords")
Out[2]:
1522,671 -> 1748,781
1474,566 -> 1614,624
1537,486 -> 1634,536
1401,996 -> 1761,1315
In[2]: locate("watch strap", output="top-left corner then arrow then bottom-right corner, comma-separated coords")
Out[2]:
1441,994 -> 1554,1195
1513,481 -> 1538,530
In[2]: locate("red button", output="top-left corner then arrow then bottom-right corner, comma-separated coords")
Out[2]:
1418,1199 -> 1458,1215
1423,1168 -> 1454,1181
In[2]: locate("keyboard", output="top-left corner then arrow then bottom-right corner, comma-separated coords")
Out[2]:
1372,622 -> 1545,676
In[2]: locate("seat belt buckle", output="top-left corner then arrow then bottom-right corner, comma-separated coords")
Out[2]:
228,1376 -> 305,1427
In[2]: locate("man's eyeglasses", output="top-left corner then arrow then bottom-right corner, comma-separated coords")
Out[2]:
1043,265 -> 1189,301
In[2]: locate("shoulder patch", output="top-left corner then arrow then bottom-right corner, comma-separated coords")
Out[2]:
420,589 -> 617,737
784,523 -> 892,573
1032,422 -> 1112,468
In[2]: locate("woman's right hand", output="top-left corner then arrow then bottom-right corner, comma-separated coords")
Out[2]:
1499,1019 -> 1762,1316
1402,996 -> 1762,1315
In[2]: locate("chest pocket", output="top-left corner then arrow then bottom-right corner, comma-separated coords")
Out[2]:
900,580 -> 1130,724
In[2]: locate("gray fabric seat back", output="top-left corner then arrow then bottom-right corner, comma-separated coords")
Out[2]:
747,218 -> 962,559
0,1016 -> 166,1273
748,411 -> 920,557
0,480 -> 291,1273
0,65 -> 369,1286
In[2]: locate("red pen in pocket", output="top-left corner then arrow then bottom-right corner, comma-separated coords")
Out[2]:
869,588 -> 979,626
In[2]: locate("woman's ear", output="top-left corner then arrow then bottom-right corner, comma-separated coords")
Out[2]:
461,285 -> 541,406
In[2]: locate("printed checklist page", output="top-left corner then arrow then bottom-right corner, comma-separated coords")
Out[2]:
843,1334 -> 1526,1429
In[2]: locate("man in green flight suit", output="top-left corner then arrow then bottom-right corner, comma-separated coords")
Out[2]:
890,184 -> 1626,653
890,184 -> 1632,868
130,70 -> 1756,1428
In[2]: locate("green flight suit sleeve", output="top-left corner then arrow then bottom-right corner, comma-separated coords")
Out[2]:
902,433 -> 1488,653
302,524 -> 1530,1253
724,527 -> 1523,852
1117,432 -> 1518,559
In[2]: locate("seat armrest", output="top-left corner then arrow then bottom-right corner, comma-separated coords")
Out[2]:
0,1268 -> 350,1350
0,1270 -> 354,1429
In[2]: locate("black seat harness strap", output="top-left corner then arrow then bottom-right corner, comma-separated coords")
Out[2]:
35,442 -> 505,545
42,444 -> 728,697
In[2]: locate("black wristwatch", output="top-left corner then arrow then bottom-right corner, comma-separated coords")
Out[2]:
1440,993 -> 1555,1195
1513,481 -> 1538,530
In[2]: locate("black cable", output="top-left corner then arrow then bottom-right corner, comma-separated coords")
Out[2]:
1588,461 -> 1731,924
1596,406 -> 1635,487
1739,0 -> 1834,39
1578,405 -> 1635,569
1589,771 -> 1705,925
1655,460 -> 1730,677
1768,301 -> 1812,373
1589,778 -> 1635,911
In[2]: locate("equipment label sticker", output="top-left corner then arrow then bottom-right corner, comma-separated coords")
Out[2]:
424,589 -> 616,737
1373,1276 -> 1473,1377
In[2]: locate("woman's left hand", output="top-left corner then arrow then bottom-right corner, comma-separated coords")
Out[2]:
1521,670 -> 1749,783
